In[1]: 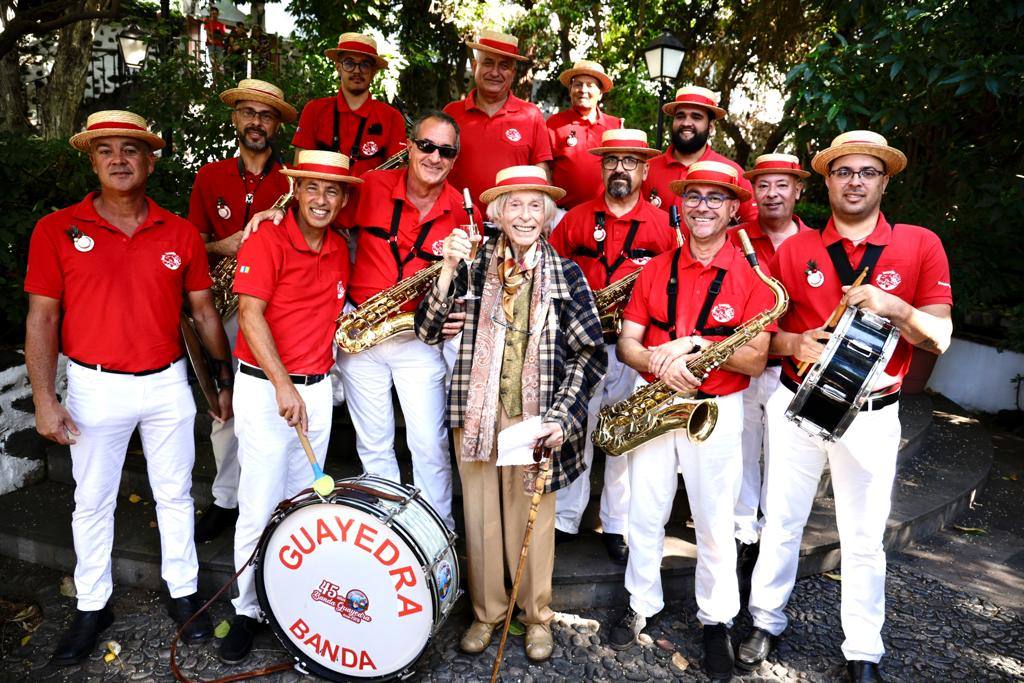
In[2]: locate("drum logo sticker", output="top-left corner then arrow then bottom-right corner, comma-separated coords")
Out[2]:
875,269 -> 902,291
711,303 -> 735,323
434,561 -> 453,600
161,252 -> 182,270
361,141 -> 379,157
311,580 -> 373,624
431,239 -> 445,256
505,128 -> 522,142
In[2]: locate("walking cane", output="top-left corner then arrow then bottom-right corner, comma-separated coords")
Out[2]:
489,443 -> 553,683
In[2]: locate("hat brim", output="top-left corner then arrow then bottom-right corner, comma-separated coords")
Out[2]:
588,146 -> 661,158
466,41 -> 529,63
743,167 -> 810,180
220,89 -> 298,123
479,183 -> 565,205
811,144 -> 907,176
662,100 -> 727,120
69,129 -> 165,152
668,178 -> 752,203
323,49 -> 388,70
558,68 -> 613,92
280,169 -> 364,184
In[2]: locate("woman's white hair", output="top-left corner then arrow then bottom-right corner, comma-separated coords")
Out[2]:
485,190 -> 558,237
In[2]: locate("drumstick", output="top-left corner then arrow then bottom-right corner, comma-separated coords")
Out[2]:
490,444 -> 552,683
295,425 -> 335,496
796,267 -> 869,376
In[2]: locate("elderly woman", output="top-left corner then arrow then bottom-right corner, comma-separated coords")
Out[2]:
416,166 -> 606,661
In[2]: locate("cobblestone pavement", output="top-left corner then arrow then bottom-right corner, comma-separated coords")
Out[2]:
1,557 -> 1021,682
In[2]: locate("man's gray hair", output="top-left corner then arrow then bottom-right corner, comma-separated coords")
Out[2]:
410,111 -> 460,150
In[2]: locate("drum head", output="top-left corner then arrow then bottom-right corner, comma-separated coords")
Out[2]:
256,501 -> 435,681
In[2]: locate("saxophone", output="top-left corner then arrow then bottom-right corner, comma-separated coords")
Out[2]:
594,270 -> 642,339
592,230 -> 788,456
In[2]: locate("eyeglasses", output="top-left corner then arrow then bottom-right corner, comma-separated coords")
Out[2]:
828,167 -> 885,181
339,58 -> 376,73
601,156 -> 644,171
682,192 -> 731,209
489,295 -> 535,336
412,138 -> 459,159
235,107 -> 279,124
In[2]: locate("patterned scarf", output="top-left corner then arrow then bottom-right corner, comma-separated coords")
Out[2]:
499,239 -> 540,322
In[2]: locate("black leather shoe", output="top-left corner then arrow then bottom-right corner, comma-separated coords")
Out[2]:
702,623 -> 735,680
555,529 -> 577,545
219,615 -> 262,664
602,533 -> 629,565
608,606 -> 646,650
736,627 -> 774,671
847,660 -> 885,682
194,503 -> 238,543
51,605 -> 114,666
169,593 -> 213,644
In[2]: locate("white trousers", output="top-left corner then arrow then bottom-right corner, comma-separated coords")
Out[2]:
336,331 -> 454,529
625,390 -> 743,625
555,344 -> 634,535
65,359 -> 198,610
209,312 -> 240,508
231,370 -> 333,619
749,384 -> 901,663
734,364 -> 781,544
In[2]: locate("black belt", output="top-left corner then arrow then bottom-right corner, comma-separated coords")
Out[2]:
238,363 -> 327,385
70,357 -> 181,376
780,373 -> 901,411
766,358 -> 782,367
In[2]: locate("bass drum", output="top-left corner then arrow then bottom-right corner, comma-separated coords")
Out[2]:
255,475 -> 461,681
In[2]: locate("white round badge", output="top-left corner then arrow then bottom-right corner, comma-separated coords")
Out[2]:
362,141 -> 379,157
875,270 -> 902,291
807,270 -> 825,288
505,128 -> 522,143
566,133 -> 578,147
650,195 -> 662,208
74,235 -> 94,253
217,204 -> 231,220
161,252 -> 182,270
593,227 -> 606,242
711,303 -> 735,323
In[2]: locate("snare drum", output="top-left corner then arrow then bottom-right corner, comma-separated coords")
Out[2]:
255,475 -> 461,681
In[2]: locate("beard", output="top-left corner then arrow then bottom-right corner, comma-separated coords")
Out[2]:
608,173 -> 632,199
671,125 -> 710,155
239,125 -> 270,151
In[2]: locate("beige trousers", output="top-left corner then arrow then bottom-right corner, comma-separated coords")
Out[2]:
454,411 -> 556,626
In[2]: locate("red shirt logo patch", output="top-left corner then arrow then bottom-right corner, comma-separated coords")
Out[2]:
505,128 -> 522,142
711,303 -> 735,323
361,140 -> 379,157
161,252 -> 182,270
431,239 -> 445,256
875,269 -> 902,291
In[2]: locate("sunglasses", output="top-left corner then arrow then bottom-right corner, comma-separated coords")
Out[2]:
412,138 -> 458,159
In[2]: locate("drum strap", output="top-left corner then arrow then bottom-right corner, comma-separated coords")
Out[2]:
824,228 -> 892,285
649,248 -> 683,339
364,200 -> 440,279
693,267 -> 728,335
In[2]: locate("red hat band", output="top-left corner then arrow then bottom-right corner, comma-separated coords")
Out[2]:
87,121 -> 147,133
294,162 -> 349,176
478,37 -> 519,55
601,137 -> 650,150
686,168 -> 738,186
675,93 -> 718,109
755,159 -> 802,172
497,174 -> 550,188
334,40 -> 379,57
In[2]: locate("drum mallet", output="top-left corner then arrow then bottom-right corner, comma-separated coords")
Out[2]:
797,266 -> 868,376
295,425 -> 335,497
489,444 -> 552,683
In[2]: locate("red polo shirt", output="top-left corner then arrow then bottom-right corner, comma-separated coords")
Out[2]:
623,240 -> 776,396
443,90 -> 553,204
728,215 -> 812,269
291,93 -> 407,178
188,157 -> 291,241
549,195 -> 675,290
25,193 -> 211,372
233,210 -> 350,375
348,168 -> 464,311
770,212 -> 952,386
546,107 -> 622,209
204,19 -> 227,46
642,145 -> 757,223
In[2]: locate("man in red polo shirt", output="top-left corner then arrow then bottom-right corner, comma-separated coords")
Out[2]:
334,112 -> 463,531
219,150 -> 359,663
204,6 -> 227,72
727,153 -> 813,551
187,78 -> 296,543
548,128 -> 673,564
291,33 -> 406,178
642,85 -> 756,223
26,111 -> 231,665
444,30 -> 553,206
546,59 -> 622,210
738,132 -> 952,683
607,161 -> 774,681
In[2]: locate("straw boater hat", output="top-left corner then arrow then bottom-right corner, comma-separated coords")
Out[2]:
669,160 -> 752,202
479,166 -> 566,204
324,33 -> 388,70
219,78 -> 298,123
743,153 -> 810,180
558,59 -> 613,92
465,30 -> 529,63
811,130 -> 907,176
662,85 -> 727,119
280,150 -> 363,185
588,128 -> 661,158
69,110 -> 165,152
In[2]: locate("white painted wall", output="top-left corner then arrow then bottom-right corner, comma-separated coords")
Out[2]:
927,338 -> 1024,413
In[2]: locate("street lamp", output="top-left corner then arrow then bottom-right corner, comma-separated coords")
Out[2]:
644,32 -> 685,149
117,24 -> 150,72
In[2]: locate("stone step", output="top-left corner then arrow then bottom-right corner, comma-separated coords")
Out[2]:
0,395 -> 966,611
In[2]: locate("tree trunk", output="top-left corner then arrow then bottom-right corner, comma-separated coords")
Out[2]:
38,0 -> 103,140
0,49 -> 29,133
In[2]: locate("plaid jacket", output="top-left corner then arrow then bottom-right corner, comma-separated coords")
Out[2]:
415,237 -> 607,493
